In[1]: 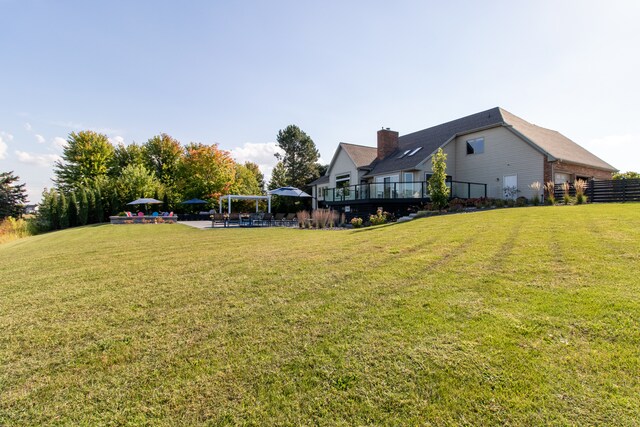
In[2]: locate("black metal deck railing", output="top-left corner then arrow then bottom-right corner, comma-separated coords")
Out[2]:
320,180 -> 487,203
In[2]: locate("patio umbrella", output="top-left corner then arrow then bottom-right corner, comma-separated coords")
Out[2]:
268,186 -> 312,197
180,198 -> 208,204
127,198 -> 163,205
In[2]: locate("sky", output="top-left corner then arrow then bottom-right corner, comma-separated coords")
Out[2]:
1,0 -> 639,203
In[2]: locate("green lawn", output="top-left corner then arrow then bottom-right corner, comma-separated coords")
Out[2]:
1,204 -> 639,425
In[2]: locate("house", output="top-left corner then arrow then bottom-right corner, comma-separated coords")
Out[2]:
308,107 -> 617,215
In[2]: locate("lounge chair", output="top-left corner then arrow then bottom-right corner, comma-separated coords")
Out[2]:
284,213 -> 296,227
273,213 -> 285,226
152,212 -> 159,217
137,211 -> 144,217
261,213 -> 273,226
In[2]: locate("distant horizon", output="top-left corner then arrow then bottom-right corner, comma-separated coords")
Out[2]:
2,1 -> 639,202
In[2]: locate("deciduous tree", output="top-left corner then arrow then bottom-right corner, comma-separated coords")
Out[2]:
54,131 -> 115,191
428,148 -> 450,211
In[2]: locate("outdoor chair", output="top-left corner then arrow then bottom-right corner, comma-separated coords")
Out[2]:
284,213 -> 296,227
152,212 -> 159,217
125,211 -> 133,217
273,213 -> 285,226
211,213 -> 225,227
228,213 -> 240,226
137,211 -> 144,217
261,212 -> 273,226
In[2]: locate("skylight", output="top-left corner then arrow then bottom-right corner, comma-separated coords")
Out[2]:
397,149 -> 411,159
407,147 -> 423,157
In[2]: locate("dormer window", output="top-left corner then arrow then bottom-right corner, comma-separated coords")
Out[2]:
466,137 -> 484,155
407,147 -> 422,157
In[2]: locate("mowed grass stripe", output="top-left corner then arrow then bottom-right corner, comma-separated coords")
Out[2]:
1,204 -> 639,425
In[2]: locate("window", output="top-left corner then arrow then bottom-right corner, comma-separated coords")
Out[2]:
397,149 -> 411,159
408,147 -> 422,156
335,173 -> 350,188
466,137 -> 484,155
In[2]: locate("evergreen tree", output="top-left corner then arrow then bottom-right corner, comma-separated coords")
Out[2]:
244,161 -> 265,193
49,190 -> 59,230
0,171 -> 28,219
87,188 -> 97,224
68,192 -> 79,227
58,193 -> 69,229
427,148 -> 450,211
79,188 -> 89,226
274,125 -> 320,189
95,187 -> 104,223
268,161 -> 288,190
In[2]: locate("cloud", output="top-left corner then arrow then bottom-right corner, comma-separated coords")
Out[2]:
14,150 -> 62,167
229,142 -> 283,180
1,131 -> 14,141
52,137 -> 68,150
108,135 -> 125,145
0,137 -> 7,159
24,122 -> 32,131
35,134 -> 46,144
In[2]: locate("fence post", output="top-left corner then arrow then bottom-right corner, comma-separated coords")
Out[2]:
623,179 -> 627,202
589,180 -> 594,202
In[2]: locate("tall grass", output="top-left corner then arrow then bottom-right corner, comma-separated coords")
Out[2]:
544,181 -> 556,205
296,210 -> 310,228
311,208 -> 338,229
528,181 -> 542,205
561,181 -> 571,205
0,217 -> 32,244
574,179 -> 587,204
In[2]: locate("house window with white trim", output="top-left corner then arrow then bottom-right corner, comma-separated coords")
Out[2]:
466,137 -> 484,155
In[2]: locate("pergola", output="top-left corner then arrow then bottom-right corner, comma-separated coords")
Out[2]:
218,194 -> 272,214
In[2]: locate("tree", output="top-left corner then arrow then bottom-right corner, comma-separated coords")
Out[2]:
275,125 -> 320,189
177,143 -> 236,200
244,161 -> 265,193
142,134 -> 183,186
0,171 -> 28,219
111,142 -> 144,177
613,171 -> 640,180
54,131 -> 115,191
67,192 -> 79,228
113,164 -> 164,211
78,188 -> 89,226
268,161 -> 288,190
428,148 -> 450,211
58,192 -> 69,229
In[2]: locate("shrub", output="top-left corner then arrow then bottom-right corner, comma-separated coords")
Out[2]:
561,182 -> 571,205
529,181 -> 542,205
369,209 -> 387,226
0,217 -> 31,244
494,199 -> 505,208
311,208 -> 337,229
515,196 -> 528,207
297,210 -> 310,228
506,199 -> 515,207
544,181 -> 556,205
350,217 -> 363,228
574,179 -> 587,204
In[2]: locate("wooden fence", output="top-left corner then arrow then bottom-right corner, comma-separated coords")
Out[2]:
554,179 -> 640,203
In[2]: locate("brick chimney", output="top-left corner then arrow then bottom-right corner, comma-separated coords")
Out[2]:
377,128 -> 399,160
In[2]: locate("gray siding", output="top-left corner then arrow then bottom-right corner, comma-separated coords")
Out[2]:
452,127 -> 544,199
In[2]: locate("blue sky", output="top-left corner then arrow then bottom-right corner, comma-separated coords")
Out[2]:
1,0 -> 639,202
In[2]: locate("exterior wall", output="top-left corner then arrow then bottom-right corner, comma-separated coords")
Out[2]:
550,161 -> 614,182
419,142 -> 457,179
329,147 -> 359,188
452,126 -> 545,199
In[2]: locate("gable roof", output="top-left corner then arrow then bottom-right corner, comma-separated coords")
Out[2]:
499,109 -> 616,171
339,142 -> 378,168
365,107 -> 616,176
